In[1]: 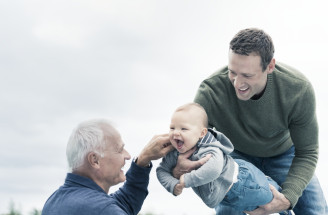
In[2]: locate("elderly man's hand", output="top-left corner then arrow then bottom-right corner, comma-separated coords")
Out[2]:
136,134 -> 174,167
245,184 -> 291,215
172,147 -> 211,178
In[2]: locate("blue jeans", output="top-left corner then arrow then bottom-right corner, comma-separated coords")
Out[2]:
215,146 -> 328,215
220,159 -> 281,212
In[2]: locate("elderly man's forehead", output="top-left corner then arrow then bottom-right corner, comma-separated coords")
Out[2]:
104,129 -> 124,148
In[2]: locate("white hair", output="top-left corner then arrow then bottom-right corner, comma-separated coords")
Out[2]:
66,119 -> 115,171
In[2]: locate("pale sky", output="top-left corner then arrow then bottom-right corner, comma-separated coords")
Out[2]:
0,1 -> 327,215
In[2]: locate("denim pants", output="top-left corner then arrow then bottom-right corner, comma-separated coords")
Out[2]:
215,146 -> 328,215
220,159 -> 281,212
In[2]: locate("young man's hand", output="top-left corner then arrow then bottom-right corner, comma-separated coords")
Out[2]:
245,185 -> 291,215
172,147 -> 211,178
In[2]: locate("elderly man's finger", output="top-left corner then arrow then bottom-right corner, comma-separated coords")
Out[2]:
161,144 -> 174,155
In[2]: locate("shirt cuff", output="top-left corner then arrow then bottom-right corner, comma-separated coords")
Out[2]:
133,157 -> 152,168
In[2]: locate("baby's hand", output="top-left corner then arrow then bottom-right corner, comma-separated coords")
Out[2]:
173,174 -> 185,196
173,183 -> 184,196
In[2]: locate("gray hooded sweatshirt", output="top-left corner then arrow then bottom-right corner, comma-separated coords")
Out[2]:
156,128 -> 235,208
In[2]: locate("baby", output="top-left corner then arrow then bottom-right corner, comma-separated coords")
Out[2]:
156,103 -> 290,213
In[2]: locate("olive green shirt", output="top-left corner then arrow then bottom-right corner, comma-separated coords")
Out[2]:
194,62 -> 319,208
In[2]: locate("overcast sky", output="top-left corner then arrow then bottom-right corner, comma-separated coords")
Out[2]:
0,1 -> 327,214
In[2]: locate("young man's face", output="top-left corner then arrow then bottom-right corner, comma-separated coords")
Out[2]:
169,109 -> 206,154
228,50 -> 274,101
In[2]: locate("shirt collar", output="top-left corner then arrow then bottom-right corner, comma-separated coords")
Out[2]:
64,173 -> 106,194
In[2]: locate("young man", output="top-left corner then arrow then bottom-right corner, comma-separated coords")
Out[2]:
176,28 -> 327,214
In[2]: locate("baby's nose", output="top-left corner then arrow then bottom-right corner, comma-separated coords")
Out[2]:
173,129 -> 180,136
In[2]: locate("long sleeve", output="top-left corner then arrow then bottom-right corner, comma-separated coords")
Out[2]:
281,83 -> 319,207
184,146 -> 224,188
156,151 -> 180,195
108,161 -> 152,215
43,164 -> 152,215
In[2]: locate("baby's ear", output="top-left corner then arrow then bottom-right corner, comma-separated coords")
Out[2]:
200,128 -> 208,137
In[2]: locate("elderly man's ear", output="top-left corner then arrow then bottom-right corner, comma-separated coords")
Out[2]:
88,152 -> 101,169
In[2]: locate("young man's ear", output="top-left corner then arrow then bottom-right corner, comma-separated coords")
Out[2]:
201,128 -> 208,138
267,58 -> 276,74
87,152 -> 100,169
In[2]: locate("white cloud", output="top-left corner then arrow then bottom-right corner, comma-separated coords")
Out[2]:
33,22 -> 87,47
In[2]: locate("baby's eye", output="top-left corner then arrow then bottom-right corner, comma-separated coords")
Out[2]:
181,128 -> 188,131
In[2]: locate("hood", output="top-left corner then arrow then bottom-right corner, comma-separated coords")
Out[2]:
197,128 -> 234,155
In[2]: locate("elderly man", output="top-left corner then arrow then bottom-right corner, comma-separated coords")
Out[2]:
42,119 -> 176,215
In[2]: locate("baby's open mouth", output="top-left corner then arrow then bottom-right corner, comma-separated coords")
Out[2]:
176,140 -> 184,149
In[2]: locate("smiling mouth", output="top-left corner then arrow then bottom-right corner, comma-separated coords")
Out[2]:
238,87 -> 249,93
176,140 -> 184,149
